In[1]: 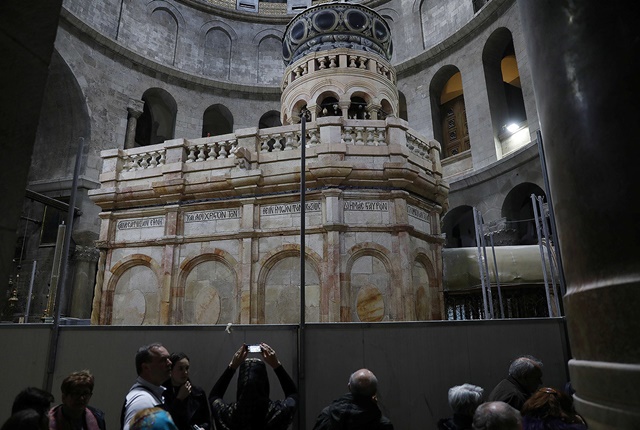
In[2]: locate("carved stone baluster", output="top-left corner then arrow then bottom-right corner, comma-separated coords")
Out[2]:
159,150 -> 166,165
354,127 -> 364,145
139,153 -> 149,169
365,127 -> 375,145
284,133 -> 294,150
377,129 -> 385,145
261,136 -> 270,152
294,66 -> 303,78
302,63 -> 308,75
329,56 -> 337,68
273,134 -> 283,151
349,56 -> 357,68
218,141 -> 229,159
196,144 -> 206,161
342,127 -> 353,145
186,146 -> 197,163
358,57 -> 367,69
149,151 -> 158,168
318,57 -> 327,70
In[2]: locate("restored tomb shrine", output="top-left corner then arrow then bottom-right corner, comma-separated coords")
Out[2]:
88,2 -> 449,325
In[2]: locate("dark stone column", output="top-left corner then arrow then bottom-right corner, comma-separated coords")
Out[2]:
517,2 -> 640,427
124,99 -> 144,149
69,246 -> 100,319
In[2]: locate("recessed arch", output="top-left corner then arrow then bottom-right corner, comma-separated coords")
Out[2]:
442,205 -> 476,248
202,104 -> 233,137
502,182 -> 546,245
483,27 -> 528,144
258,110 -> 282,129
430,65 -> 470,158
256,244 -> 323,324
176,251 -> 239,324
344,243 -> 394,322
135,88 -> 177,146
105,254 -> 163,325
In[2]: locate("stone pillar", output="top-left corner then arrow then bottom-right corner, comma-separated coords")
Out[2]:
124,99 -> 144,149
69,245 -> 100,319
517,2 -> 640,428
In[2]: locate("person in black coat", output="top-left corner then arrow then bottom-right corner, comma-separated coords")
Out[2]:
209,343 -> 298,430
163,352 -> 212,430
312,368 -> 393,430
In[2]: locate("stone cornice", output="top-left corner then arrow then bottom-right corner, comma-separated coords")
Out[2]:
59,7 -> 282,98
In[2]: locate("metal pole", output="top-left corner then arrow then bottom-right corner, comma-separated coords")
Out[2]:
298,114 -> 307,430
45,137 -> 84,392
531,193 -> 553,317
24,260 -> 36,322
478,217 -> 494,319
536,130 -> 567,296
473,208 -> 490,318
538,196 -> 562,316
489,233 -> 505,318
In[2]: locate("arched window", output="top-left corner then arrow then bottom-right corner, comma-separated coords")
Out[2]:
483,28 -> 527,143
202,104 -> 233,137
348,96 -> 368,119
258,110 -> 282,129
430,67 -> 470,158
502,183 -> 545,245
318,96 -> 341,117
135,88 -> 177,146
442,205 -> 476,248
398,91 -> 408,121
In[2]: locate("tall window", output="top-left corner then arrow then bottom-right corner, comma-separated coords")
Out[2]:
439,72 -> 470,158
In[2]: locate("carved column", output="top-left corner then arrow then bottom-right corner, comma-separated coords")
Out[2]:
69,245 -> 100,319
124,99 -> 144,149
518,2 -> 640,427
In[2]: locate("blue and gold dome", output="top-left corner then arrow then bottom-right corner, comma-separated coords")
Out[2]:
282,2 -> 392,66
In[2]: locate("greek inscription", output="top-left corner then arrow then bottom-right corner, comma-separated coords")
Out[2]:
185,209 -> 241,223
408,205 -> 429,221
116,217 -> 165,230
261,201 -> 321,216
343,201 -> 389,211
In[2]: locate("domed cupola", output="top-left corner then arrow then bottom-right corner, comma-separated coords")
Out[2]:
282,2 -> 393,66
280,2 -> 398,125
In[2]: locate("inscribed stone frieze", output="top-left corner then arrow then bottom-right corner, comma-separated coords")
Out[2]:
260,201 -> 322,229
408,204 -> 432,234
114,216 -> 165,241
343,200 -> 390,224
183,208 -> 242,236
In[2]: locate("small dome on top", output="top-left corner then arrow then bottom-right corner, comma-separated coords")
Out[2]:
282,1 -> 392,66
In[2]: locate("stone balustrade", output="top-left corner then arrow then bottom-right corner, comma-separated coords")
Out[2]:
90,117 -> 447,210
282,50 -> 396,90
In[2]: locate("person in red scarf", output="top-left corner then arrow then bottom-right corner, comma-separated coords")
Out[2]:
48,370 -> 106,430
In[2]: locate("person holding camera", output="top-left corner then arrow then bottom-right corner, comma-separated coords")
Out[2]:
209,343 -> 298,430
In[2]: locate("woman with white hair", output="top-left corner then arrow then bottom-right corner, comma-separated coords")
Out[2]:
438,383 -> 485,430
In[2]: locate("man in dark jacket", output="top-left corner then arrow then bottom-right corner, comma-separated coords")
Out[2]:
487,355 -> 543,410
312,368 -> 393,430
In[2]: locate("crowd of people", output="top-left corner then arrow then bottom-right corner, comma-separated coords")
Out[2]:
2,347 -> 586,430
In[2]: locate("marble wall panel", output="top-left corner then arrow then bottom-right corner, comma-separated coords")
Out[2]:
263,256 -> 320,324
183,259 -> 236,324
111,264 -> 160,325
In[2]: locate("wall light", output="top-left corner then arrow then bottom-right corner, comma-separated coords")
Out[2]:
506,123 -> 520,133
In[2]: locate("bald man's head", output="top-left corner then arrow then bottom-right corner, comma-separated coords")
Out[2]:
473,401 -> 522,430
348,368 -> 378,398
